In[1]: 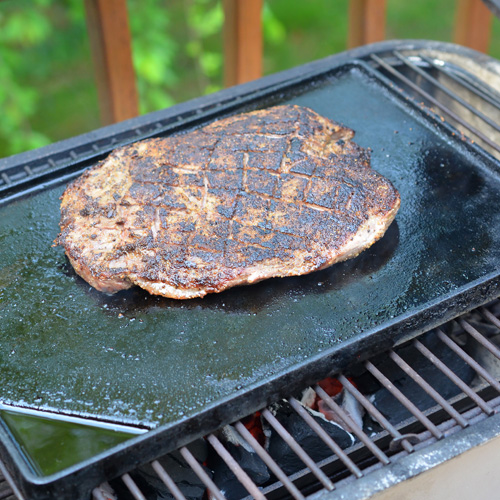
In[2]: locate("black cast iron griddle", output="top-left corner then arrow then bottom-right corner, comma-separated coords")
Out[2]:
1,61 -> 500,434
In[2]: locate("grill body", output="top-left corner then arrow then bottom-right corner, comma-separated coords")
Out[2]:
1,40 -> 500,500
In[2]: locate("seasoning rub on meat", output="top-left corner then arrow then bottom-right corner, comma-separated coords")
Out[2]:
56,105 -> 401,299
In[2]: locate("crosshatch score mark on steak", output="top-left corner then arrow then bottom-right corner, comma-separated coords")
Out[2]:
56,105 -> 401,299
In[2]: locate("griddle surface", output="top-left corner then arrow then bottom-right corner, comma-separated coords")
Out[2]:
1,66 -> 500,427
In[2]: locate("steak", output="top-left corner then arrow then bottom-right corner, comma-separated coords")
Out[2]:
56,105 -> 400,299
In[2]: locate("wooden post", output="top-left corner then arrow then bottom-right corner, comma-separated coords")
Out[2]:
223,0 -> 263,87
84,0 -> 139,125
348,0 -> 386,49
454,0 -> 492,53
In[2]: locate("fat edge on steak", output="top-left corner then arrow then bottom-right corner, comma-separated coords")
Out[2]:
56,105 -> 401,299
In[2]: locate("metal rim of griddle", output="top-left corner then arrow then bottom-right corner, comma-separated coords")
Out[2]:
1,39 -> 500,499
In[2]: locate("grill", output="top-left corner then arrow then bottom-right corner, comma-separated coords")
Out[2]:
1,40 -> 500,500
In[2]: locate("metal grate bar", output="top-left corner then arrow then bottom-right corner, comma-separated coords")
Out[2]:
121,473 -> 146,500
413,339 -> 495,416
0,485 -> 15,500
338,374 -> 415,453
364,360 -> 444,440
436,329 -> 500,393
0,463 -> 20,500
459,319 -> 500,360
392,51 -> 500,133
418,53 -> 500,108
370,53 -> 500,153
179,446 -> 227,500
388,350 -> 469,428
458,395 -> 500,428
234,421 -> 306,500
261,408 -> 335,491
288,397 -> 364,478
480,306 -> 500,330
151,460 -> 188,500
206,434 -> 266,500
314,384 -> 391,465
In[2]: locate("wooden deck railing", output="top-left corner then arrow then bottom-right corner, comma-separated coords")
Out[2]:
223,0 -> 263,88
454,0 -> 493,53
347,0 -> 386,49
84,0 -> 139,125
82,0 -> 494,125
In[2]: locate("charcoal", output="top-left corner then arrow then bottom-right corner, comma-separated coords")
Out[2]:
370,331 -> 475,424
109,439 -> 209,500
267,401 -> 354,476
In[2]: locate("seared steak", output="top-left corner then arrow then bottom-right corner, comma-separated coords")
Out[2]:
57,105 -> 400,299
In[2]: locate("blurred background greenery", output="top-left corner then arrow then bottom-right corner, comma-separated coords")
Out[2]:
1,0 -> 499,159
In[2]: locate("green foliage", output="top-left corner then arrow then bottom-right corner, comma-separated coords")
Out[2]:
1,10 -> 51,45
187,0 -> 224,82
387,0 -> 453,40
0,0 -> 499,158
263,4 -> 286,46
0,0 -> 101,157
128,0 -> 178,112
187,0 -> 223,38
0,1 -> 53,156
262,0 -> 349,74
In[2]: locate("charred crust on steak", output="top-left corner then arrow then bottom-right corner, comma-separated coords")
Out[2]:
56,105 -> 401,299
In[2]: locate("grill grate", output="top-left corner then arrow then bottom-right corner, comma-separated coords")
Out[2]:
1,46 -> 500,500
368,50 -> 500,159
